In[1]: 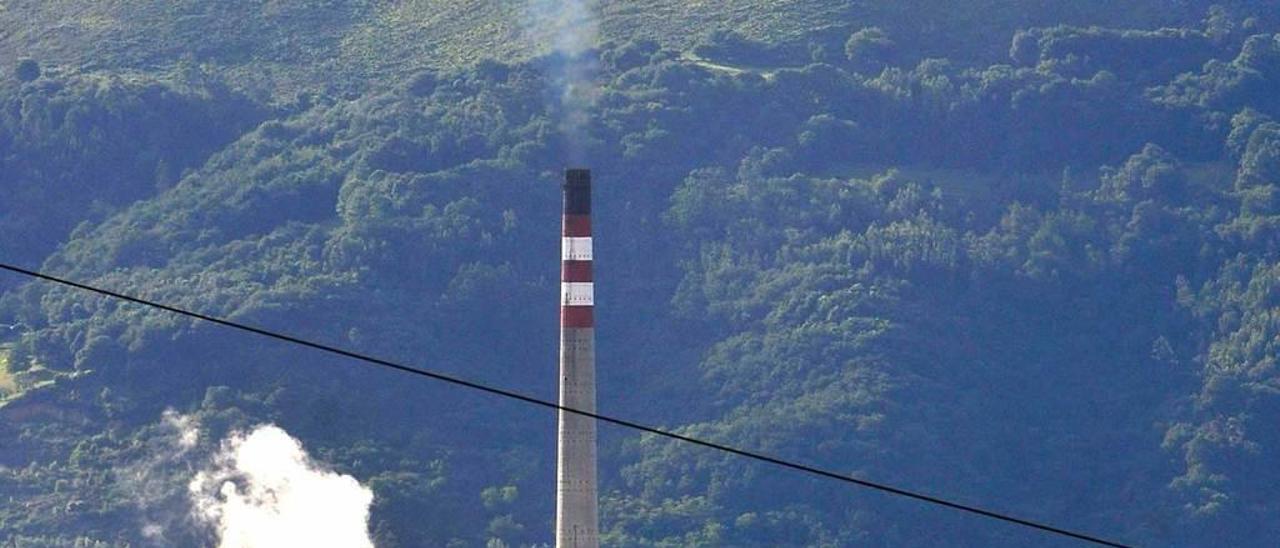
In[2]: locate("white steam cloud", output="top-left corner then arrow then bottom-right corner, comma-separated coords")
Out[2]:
529,0 -> 601,162
127,409 -> 202,545
167,410 -> 200,451
189,425 -> 375,548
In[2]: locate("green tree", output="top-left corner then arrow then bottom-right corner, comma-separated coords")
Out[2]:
14,59 -> 40,82
844,27 -> 895,73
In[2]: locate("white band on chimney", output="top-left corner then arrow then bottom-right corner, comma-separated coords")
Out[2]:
562,237 -> 593,261
561,282 -> 594,305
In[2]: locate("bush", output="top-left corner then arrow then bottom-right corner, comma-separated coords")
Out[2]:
14,59 -> 40,82
844,27 -> 895,72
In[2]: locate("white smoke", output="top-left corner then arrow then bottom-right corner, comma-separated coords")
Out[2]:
189,425 -> 375,548
546,0 -> 598,57
166,409 -> 200,451
123,409 -> 202,545
528,0 -> 601,162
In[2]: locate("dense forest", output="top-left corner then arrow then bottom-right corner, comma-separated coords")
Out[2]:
2,1 -> 1279,546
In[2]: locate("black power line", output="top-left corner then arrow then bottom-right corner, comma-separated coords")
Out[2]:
0,262 -> 1130,547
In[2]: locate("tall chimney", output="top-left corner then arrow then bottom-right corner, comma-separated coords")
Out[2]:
557,168 -> 599,548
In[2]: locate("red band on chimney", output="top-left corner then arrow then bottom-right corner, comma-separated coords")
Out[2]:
562,261 -> 593,282
563,215 -> 591,237
562,306 -> 594,328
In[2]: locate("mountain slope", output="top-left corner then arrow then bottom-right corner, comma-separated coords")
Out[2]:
2,3 -> 1280,547
6,1 -> 1269,98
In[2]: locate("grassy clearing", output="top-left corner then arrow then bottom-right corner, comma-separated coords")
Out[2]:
0,344 -> 17,398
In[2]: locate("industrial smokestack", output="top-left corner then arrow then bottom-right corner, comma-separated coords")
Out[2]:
556,168 -> 599,548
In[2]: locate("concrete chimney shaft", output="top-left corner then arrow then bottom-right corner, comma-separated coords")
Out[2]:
556,168 -> 599,548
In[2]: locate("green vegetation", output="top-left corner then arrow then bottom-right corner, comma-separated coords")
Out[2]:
2,1 -> 1280,546
6,1 -> 1271,99
14,59 -> 40,83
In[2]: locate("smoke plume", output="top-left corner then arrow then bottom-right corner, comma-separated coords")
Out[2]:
529,0 -> 601,161
189,425 -> 375,548
125,409 -> 202,545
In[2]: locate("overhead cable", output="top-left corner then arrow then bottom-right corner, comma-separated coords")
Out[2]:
0,262 -> 1130,547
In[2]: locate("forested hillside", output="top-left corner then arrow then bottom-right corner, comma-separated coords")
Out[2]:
2,1 -> 1279,546
6,1 -> 1275,96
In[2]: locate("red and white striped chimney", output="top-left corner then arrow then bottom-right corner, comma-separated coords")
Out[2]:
561,169 -> 594,328
556,168 -> 598,548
